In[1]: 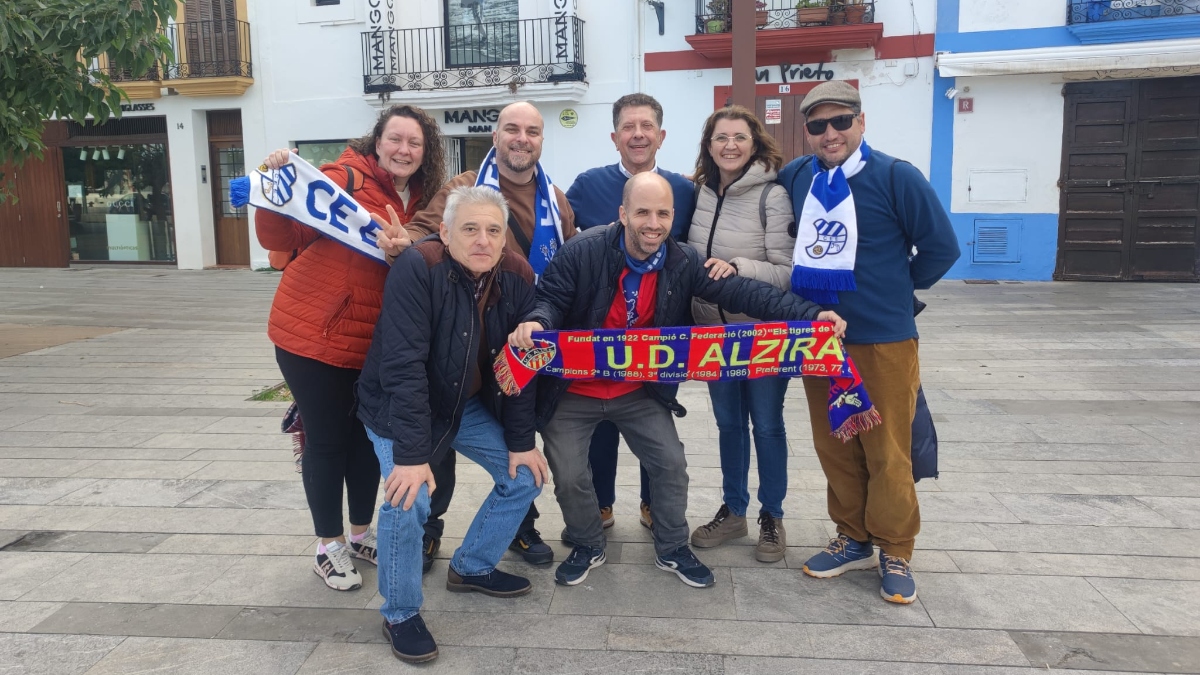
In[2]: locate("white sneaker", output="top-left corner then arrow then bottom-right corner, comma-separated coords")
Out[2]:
314,540 -> 362,591
349,530 -> 377,566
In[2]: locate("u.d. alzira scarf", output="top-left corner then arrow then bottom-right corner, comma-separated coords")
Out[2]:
230,156 -> 387,265
791,139 -> 872,305
475,146 -> 564,277
495,321 -> 880,441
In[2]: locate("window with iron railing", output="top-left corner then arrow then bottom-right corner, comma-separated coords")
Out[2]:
695,0 -> 875,34
1069,0 -> 1200,23
361,16 -> 585,95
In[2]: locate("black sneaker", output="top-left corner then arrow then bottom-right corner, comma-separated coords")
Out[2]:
382,615 -> 438,663
555,545 -> 606,586
422,534 -> 439,575
509,528 -> 554,565
446,566 -> 532,597
656,545 -> 716,588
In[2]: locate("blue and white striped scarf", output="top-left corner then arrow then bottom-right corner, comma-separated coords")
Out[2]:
791,139 -> 872,305
474,147 -> 564,277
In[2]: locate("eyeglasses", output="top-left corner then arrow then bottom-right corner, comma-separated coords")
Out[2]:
805,114 -> 858,135
711,133 -> 752,146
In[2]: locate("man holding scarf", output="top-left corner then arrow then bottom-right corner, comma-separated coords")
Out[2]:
778,81 -> 960,604
509,172 -> 846,589
408,101 -> 576,569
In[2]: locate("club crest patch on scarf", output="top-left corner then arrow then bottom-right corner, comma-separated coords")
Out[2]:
230,155 -> 387,265
806,218 -> 848,259
494,321 -> 880,441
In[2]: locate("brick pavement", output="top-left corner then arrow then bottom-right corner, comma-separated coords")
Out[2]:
0,266 -> 1197,673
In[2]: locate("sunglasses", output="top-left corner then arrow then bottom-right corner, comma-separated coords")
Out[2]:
805,114 -> 858,136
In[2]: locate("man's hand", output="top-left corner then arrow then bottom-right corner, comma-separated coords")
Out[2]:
816,310 -> 847,339
703,257 -> 736,280
509,447 -> 550,488
264,148 -> 298,170
378,204 -> 413,259
384,463 -> 436,510
508,321 -> 544,350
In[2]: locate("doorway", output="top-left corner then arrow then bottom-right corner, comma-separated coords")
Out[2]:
207,110 -> 248,266
0,150 -> 69,267
1057,77 -> 1200,281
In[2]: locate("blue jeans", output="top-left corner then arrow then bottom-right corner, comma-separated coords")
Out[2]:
367,397 -> 541,624
708,377 -> 789,518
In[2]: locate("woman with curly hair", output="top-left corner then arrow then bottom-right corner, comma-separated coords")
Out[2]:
255,105 -> 446,592
685,105 -> 798,564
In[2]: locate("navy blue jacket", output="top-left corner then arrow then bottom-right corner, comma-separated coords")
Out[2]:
357,239 -> 537,466
778,150 -> 960,345
526,224 -> 824,428
566,164 -> 696,242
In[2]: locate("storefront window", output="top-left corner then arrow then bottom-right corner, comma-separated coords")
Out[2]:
63,143 -> 175,262
296,140 -> 349,168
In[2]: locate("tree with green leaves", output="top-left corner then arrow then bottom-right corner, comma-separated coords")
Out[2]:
0,0 -> 177,200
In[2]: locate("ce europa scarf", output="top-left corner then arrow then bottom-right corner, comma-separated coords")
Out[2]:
475,147 -> 564,277
791,139 -> 871,305
230,155 -> 388,264
495,321 -> 881,441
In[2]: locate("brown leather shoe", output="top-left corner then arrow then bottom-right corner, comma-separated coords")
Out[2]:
639,501 -> 653,529
690,504 -> 747,548
600,506 -> 615,529
755,512 -> 787,563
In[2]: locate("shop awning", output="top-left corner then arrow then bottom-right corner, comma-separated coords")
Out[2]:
936,38 -> 1200,77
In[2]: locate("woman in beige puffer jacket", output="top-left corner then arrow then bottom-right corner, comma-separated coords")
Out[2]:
685,105 -> 796,565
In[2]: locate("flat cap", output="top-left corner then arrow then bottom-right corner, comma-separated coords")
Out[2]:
799,81 -> 861,116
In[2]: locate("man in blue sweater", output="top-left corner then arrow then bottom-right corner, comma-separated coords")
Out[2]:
563,93 -> 695,535
777,81 -> 960,605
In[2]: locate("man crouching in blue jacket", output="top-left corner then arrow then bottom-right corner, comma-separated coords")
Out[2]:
357,186 -> 550,664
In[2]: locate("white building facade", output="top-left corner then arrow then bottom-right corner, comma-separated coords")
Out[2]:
935,0 -> 1200,281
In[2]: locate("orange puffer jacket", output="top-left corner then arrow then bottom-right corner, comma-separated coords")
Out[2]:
255,147 -> 421,370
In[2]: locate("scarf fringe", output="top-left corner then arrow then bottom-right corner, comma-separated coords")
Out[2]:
832,406 -> 882,443
230,176 -> 251,208
792,266 -> 857,292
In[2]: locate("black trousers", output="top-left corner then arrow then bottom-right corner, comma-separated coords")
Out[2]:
425,447 -> 539,540
276,347 -> 380,538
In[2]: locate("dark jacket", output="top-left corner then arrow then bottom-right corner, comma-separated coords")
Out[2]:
357,238 -> 538,466
527,223 -> 825,428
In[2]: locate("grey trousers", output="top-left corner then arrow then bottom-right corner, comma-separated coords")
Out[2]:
542,389 -> 690,556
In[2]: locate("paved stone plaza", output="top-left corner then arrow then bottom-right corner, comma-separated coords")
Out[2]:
0,267 -> 1197,674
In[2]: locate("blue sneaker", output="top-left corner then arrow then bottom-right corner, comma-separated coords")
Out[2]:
655,545 -> 715,588
555,545 -> 605,586
802,534 -> 876,578
879,551 -> 917,604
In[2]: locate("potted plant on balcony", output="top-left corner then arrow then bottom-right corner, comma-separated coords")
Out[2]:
796,0 -> 830,26
706,0 -> 731,33
843,0 -> 868,25
756,1 -> 769,28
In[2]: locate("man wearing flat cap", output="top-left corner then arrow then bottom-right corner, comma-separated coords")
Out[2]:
777,80 -> 960,604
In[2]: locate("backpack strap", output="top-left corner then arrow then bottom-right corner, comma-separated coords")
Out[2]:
336,165 -> 364,195
758,183 -> 783,231
507,213 -> 532,258
786,156 -> 814,239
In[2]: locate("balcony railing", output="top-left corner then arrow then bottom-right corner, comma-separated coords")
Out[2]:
695,0 -> 875,34
1069,0 -> 1200,24
164,19 -> 252,79
362,16 -> 586,95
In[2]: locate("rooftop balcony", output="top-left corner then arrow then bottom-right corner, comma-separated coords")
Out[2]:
361,17 -> 587,107
688,0 -> 882,61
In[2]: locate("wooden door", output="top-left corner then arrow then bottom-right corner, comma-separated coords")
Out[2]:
1057,77 -> 1200,280
0,152 -> 70,267
755,94 -> 817,167
210,139 -> 249,266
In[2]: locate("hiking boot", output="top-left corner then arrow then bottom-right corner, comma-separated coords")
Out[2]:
382,615 -> 438,663
690,504 -> 747,548
600,505 -> 615,528
349,529 -> 377,566
446,567 -> 532,597
313,540 -> 362,591
879,551 -> 917,604
639,501 -> 653,529
802,534 -> 876,578
422,534 -> 439,575
508,528 -> 554,565
755,512 -> 787,563
656,545 -> 715,588
555,545 -> 606,586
